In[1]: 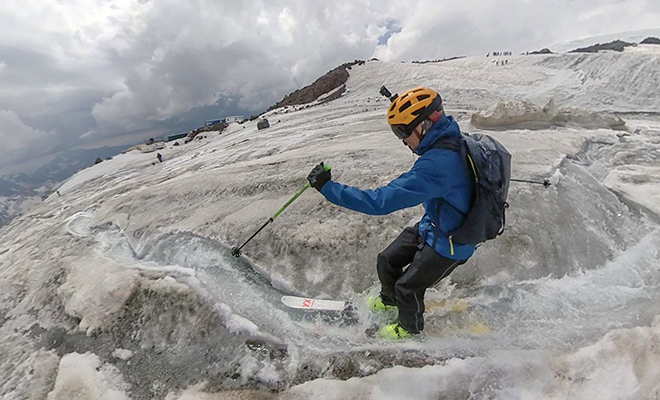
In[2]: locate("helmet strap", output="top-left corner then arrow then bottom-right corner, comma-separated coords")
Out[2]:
428,110 -> 443,123
414,119 -> 435,139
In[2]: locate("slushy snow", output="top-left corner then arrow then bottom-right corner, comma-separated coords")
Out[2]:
1,43 -> 660,400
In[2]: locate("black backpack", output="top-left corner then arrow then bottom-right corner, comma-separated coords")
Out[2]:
431,133 -> 512,246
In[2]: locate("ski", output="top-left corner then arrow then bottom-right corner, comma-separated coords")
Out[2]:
281,295 -> 472,315
281,295 -> 347,311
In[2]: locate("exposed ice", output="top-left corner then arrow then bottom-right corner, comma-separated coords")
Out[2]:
1,48 -> 660,399
286,317 -> 660,399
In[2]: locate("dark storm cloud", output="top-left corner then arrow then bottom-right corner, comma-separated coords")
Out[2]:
0,0 -> 657,170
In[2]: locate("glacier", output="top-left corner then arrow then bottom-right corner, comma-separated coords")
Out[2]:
1,47 -> 660,399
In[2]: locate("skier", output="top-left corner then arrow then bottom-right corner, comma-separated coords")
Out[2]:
157,153 -> 163,163
307,87 -> 475,339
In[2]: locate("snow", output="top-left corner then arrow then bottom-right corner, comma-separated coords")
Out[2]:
603,165 -> 660,217
287,318 -> 660,399
589,118 -> 660,218
55,150 -> 152,196
111,349 -> 134,361
57,251 -> 141,334
215,302 -> 261,336
550,28 -> 660,53
1,36 -> 660,399
626,43 -> 660,55
46,353 -> 131,400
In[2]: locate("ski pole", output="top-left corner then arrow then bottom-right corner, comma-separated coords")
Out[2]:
510,178 -> 551,188
231,163 -> 332,257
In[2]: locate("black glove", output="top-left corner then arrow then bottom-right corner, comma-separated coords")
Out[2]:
307,162 -> 332,192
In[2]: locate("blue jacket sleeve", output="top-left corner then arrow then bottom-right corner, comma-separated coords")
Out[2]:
319,156 -> 449,215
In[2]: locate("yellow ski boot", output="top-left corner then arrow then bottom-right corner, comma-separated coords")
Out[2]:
379,323 -> 413,340
367,296 -> 396,312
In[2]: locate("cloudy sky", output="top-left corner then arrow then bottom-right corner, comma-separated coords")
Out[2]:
1,0 -> 658,173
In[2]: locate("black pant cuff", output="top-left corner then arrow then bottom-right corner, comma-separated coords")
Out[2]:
380,293 -> 397,306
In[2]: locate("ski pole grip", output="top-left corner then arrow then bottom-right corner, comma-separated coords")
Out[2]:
323,163 -> 332,172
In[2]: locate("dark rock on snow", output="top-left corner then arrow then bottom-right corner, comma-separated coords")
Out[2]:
569,40 -> 636,53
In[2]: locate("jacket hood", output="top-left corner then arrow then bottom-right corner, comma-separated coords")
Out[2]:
413,114 -> 461,156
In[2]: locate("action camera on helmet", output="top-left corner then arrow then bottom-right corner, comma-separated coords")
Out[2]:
379,85 -> 398,102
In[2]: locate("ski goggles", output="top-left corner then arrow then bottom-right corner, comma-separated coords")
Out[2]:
390,124 -> 415,140
389,96 -> 443,140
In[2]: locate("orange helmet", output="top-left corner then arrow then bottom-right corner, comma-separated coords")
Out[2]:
386,87 -> 443,139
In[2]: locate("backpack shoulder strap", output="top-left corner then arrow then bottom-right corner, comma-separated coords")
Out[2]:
428,135 -> 472,177
428,135 -> 470,237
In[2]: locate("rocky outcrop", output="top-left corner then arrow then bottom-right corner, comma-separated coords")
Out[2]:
257,118 -> 270,130
529,48 -> 553,55
267,60 -> 365,111
569,40 -> 636,53
640,37 -> 660,45
411,56 -> 465,64
188,121 -> 227,141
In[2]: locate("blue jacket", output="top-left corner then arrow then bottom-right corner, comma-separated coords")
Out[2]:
320,114 -> 476,260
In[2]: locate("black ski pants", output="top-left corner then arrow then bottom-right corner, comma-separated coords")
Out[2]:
377,225 -> 467,333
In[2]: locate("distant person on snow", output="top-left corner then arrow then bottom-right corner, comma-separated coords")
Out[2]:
307,87 -> 476,339
157,153 -> 163,163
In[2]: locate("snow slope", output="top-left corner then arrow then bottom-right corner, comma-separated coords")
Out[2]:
550,28 -> 660,53
1,48 -> 660,399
